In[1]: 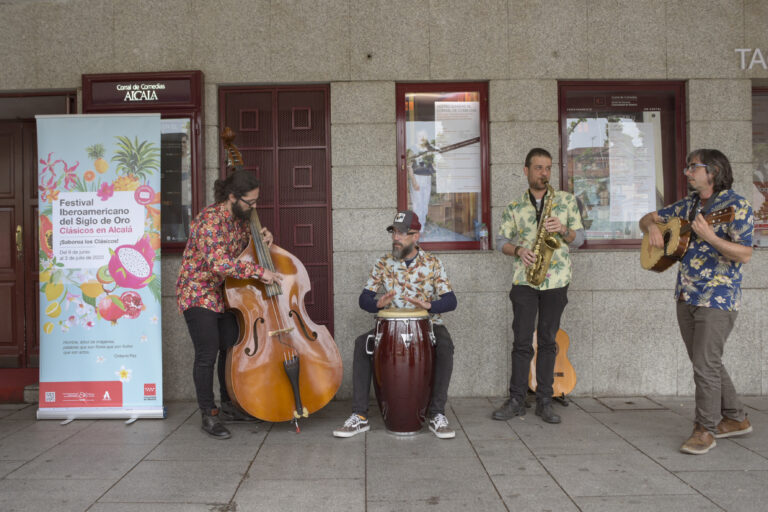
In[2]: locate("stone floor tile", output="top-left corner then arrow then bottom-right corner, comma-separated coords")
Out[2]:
675,469 -> 768,497
366,455 -> 495,502
0,477 -> 114,512
90,504 -> 217,512
368,496 -> 508,512
538,451 -> 695,497
234,477 -> 365,512
472,438 -> 548,477
100,459 -> 248,503
253,439 -> 365,479
491,474 -> 581,511
6,441 -> 155,480
575,494 -> 722,511
572,396 -> 613,413
597,396 -> 666,410
146,421 -> 265,461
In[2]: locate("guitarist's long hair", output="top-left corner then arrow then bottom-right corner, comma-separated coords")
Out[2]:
687,149 -> 733,195
214,170 -> 260,203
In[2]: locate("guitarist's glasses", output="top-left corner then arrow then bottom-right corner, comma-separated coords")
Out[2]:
683,163 -> 708,174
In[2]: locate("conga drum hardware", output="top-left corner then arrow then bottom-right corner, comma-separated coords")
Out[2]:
370,307 -> 436,435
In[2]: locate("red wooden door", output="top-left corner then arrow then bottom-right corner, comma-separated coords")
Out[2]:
220,85 -> 334,333
0,121 -> 38,368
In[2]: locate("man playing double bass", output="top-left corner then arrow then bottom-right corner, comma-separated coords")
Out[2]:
639,149 -> 753,455
493,148 -> 584,425
176,170 -> 283,439
333,210 -> 458,439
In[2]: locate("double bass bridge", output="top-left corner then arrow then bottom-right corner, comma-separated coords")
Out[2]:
269,326 -> 294,337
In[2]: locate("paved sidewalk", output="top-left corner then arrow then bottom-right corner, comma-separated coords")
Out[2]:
0,396 -> 766,512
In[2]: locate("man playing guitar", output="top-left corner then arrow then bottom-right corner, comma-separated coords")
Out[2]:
639,149 -> 754,455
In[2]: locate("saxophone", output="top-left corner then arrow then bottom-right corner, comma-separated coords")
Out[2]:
525,181 -> 561,286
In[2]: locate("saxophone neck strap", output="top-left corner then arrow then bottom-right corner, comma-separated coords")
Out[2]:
529,189 -> 547,224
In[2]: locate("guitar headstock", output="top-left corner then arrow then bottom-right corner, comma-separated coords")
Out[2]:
706,206 -> 735,224
221,126 -> 243,174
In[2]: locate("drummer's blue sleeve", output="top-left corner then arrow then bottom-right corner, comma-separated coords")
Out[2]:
359,288 -> 379,313
429,291 -> 457,314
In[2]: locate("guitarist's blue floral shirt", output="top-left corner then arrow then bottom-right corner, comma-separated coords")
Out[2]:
657,189 -> 753,311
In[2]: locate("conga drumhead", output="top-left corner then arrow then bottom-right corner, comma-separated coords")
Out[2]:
376,307 -> 429,319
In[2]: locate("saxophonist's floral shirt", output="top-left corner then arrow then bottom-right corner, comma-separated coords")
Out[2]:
657,189 -> 753,311
176,202 -> 264,313
364,248 -> 452,325
498,189 -> 583,290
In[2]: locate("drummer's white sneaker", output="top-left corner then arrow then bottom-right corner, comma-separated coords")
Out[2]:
333,414 -> 370,438
429,413 -> 455,439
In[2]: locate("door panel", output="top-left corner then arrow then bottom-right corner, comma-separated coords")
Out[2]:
221,86 -> 333,332
0,123 -> 26,367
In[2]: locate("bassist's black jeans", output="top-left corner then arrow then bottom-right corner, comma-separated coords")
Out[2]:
508,284 -> 568,403
183,307 -> 238,412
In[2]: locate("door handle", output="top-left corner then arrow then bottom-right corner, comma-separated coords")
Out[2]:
16,225 -> 22,259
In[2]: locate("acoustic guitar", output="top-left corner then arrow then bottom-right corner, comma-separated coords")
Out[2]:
640,206 -> 735,272
528,329 -> 576,400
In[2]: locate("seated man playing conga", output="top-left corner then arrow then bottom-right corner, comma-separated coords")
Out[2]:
333,210 -> 457,439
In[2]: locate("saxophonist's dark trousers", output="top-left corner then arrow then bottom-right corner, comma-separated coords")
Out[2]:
508,284 -> 568,403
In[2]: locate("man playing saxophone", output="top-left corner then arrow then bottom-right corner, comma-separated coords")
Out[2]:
492,148 -> 584,424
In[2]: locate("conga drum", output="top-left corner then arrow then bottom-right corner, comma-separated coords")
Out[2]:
366,308 -> 436,435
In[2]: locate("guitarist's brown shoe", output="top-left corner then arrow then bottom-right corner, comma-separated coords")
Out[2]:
715,416 -> 752,438
680,423 -> 716,455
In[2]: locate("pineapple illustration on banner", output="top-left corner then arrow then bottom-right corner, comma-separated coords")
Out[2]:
36,114 -> 163,418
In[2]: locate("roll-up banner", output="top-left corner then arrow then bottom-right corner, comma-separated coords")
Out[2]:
36,114 -> 164,421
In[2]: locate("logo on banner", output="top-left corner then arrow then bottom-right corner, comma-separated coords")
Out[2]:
144,383 -> 156,400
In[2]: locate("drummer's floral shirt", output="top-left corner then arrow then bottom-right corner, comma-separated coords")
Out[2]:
497,188 -> 583,290
176,202 -> 264,313
657,189 -> 753,311
364,248 -> 452,325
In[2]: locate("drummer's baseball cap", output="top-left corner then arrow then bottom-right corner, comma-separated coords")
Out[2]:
387,210 -> 421,233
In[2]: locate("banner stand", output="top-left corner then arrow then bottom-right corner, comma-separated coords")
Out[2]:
36,114 -> 164,421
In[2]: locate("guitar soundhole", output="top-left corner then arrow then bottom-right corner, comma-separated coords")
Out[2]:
662,231 -> 671,250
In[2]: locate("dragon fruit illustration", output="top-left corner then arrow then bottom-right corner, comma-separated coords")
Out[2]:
107,236 -> 155,289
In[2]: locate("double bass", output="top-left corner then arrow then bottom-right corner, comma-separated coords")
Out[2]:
221,128 -> 342,429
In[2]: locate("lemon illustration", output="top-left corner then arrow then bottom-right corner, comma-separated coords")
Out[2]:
43,322 -> 54,334
45,302 -> 61,318
40,270 -> 51,283
45,282 -> 64,301
80,280 -> 104,298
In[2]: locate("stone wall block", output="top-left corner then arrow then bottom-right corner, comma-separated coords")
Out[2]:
687,79 -> 752,121
508,0 -> 589,78
331,124 -> 395,167
330,82 -> 396,125
489,80 -> 558,122
332,208 -> 394,252
490,122 -> 559,165
666,0 -> 744,78
267,0 -> 349,81
349,0 -> 431,80
587,0 -> 667,79
113,0 -> 194,73
429,0 -> 508,79
332,166 -> 397,209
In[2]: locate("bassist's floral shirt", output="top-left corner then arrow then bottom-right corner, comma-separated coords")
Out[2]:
176,202 -> 264,313
498,189 -> 583,290
657,189 -> 753,311
364,248 -> 452,325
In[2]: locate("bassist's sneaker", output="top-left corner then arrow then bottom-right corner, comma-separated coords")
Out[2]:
429,413 -> 455,439
715,416 -> 752,438
333,414 -> 370,438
